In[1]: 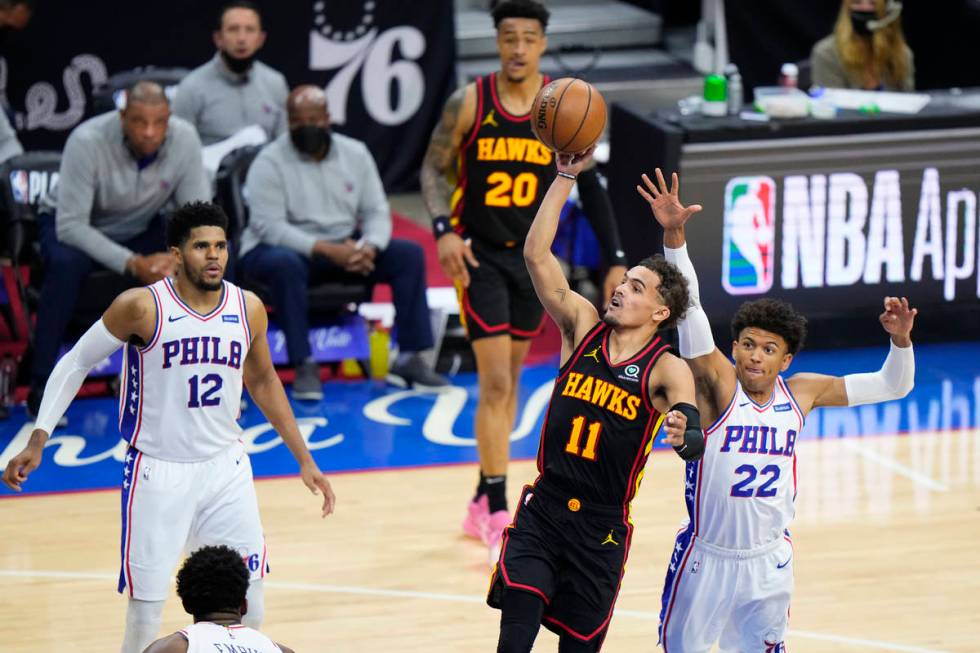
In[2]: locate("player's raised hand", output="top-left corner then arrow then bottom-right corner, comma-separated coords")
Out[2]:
300,461 -> 336,517
555,145 -> 596,178
636,168 -> 702,230
661,409 -> 687,447
2,434 -> 45,492
879,296 -> 917,346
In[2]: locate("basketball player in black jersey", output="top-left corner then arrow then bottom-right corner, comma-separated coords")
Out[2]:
486,149 -> 705,652
420,0 -> 629,559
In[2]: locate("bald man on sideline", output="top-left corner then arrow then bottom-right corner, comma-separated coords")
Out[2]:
238,85 -> 448,399
29,81 -> 209,418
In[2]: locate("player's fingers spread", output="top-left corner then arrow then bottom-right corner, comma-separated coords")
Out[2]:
641,173 -> 659,196
654,168 -> 668,194
671,171 -> 679,195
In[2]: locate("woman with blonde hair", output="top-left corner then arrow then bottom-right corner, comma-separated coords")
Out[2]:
811,0 -> 915,91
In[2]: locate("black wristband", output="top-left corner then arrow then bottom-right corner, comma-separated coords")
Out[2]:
432,215 -> 453,240
670,402 -> 705,462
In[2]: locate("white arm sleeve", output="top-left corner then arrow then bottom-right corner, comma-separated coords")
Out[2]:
663,243 -> 716,359
843,341 -> 915,406
35,320 -> 124,434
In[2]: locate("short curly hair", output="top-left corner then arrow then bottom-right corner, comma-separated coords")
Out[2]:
730,298 -> 808,355
637,255 -> 690,331
166,201 -> 229,248
491,0 -> 549,31
176,545 -> 250,618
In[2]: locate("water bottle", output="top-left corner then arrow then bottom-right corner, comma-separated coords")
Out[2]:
724,63 -> 743,115
779,63 -> 799,89
701,74 -> 727,117
368,322 -> 390,381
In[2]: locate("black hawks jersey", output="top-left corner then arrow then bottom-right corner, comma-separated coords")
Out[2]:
537,322 -> 672,509
450,72 -> 555,247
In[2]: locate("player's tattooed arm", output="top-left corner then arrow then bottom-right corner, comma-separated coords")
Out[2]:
420,84 -> 475,218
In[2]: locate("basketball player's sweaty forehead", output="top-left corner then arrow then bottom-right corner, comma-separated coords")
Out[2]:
736,327 -> 789,357
497,17 -> 545,42
621,267 -> 665,304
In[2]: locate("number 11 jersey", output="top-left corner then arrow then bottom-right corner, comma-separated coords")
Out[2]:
119,278 -> 252,462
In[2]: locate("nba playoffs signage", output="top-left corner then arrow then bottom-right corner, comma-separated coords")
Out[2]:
697,165 -> 980,317
2,0 -> 454,191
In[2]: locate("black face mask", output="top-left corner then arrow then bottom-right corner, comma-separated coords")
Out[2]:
220,49 -> 256,75
290,125 -> 332,157
850,10 -> 876,36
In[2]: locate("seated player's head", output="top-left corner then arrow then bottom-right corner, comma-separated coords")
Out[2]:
603,255 -> 689,332
176,545 -> 250,622
729,299 -> 808,393
0,0 -> 32,30
167,201 -> 230,292
121,81 -> 170,159
491,0 -> 549,83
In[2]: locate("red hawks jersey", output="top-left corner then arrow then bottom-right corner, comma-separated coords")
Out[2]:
537,322 -> 672,509
450,72 -> 555,247
119,278 -> 252,462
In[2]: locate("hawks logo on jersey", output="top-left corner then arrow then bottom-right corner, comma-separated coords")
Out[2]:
559,371 -> 643,421
475,137 -> 553,165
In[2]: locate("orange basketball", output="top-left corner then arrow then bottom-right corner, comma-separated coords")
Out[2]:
530,78 -> 607,155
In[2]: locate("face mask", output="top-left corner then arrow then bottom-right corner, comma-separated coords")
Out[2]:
290,125 -> 332,157
220,49 -> 256,74
850,10 -> 876,36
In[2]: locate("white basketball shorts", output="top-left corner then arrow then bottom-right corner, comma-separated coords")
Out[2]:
659,527 -> 793,653
117,439 -> 268,601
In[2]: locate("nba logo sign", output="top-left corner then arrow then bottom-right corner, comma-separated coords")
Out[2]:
9,170 -> 28,204
722,176 -> 776,295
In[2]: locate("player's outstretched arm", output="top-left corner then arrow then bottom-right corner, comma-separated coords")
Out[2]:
2,288 -> 152,492
420,84 -> 480,288
241,292 -> 335,517
524,148 -> 600,359
789,297 -> 917,414
650,352 -> 705,461
637,169 -> 735,412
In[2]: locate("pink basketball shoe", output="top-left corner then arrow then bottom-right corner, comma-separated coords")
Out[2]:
462,495 -> 489,539
485,509 -> 512,564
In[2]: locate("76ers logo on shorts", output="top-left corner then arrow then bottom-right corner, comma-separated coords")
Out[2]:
722,176 -> 775,295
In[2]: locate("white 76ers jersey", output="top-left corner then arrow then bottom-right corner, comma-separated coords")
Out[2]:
180,622 -> 282,652
684,376 -> 804,549
119,278 -> 252,462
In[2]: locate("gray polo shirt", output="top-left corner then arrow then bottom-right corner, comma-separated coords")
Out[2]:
40,111 -> 210,274
240,132 -> 391,258
173,54 -> 289,145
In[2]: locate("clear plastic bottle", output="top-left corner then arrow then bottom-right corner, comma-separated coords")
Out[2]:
724,63 -> 743,115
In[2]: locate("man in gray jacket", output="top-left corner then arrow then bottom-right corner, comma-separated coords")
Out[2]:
29,81 -> 209,417
239,86 -> 447,400
173,1 -> 288,146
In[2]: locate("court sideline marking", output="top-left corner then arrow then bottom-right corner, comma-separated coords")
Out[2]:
0,568 -> 952,653
839,437 -> 949,491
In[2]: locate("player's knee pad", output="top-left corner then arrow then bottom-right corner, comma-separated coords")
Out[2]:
497,589 -> 544,653
242,578 -> 265,629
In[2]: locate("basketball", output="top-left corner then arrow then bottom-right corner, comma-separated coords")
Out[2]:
530,77 -> 607,155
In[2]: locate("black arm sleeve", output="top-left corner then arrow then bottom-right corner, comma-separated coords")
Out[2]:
576,167 -> 628,267
670,402 -> 705,462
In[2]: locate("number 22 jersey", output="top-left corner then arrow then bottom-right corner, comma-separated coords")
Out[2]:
686,378 -> 804,549
119,278 -> 252,462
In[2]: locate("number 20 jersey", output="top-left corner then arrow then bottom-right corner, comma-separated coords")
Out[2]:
119,278 -> 251,462
451,72 -> 554,247
687,378 -> 804,549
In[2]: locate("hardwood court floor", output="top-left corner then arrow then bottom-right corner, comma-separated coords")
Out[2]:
1,431 -> 978,652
